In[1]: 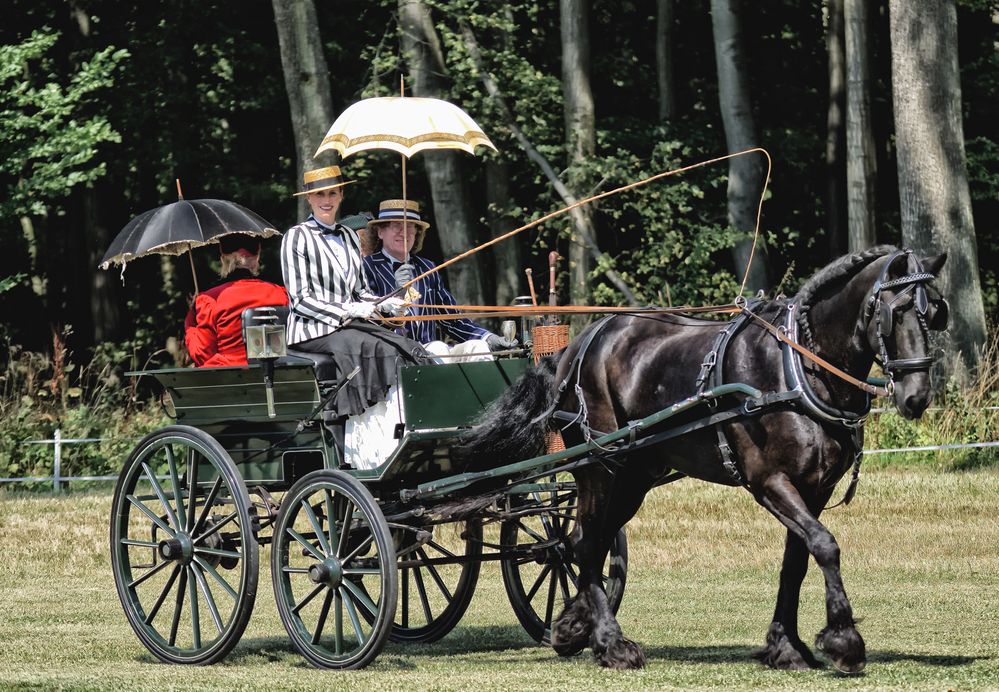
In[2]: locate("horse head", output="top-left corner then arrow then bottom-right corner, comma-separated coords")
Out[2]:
863,250 -> 949,419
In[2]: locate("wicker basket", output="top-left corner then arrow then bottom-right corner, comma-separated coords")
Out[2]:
533,323 -> 569,452
532,324 -> 570,364
545,429 -> 567,453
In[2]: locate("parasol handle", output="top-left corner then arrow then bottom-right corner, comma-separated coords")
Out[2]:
548,251 -> 560,307
525,268 -> 538,307
188,242 -> 199,295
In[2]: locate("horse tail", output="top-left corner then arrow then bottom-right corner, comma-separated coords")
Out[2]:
454,352 -> 561,472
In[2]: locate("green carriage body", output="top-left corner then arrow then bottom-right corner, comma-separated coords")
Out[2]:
135,356 -> 533,489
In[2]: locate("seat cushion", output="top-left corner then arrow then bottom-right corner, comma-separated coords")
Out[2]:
286,346 -> 339,383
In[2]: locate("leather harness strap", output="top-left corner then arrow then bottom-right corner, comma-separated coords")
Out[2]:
741,308 -> 890,397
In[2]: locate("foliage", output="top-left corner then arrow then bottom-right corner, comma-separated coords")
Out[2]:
865,327 -> 999,470
0,30 -> 126,219
0,0 -> 993,420
0,332 -> 167,487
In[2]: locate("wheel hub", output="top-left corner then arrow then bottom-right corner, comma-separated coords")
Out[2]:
158,533 -> 194,564
308,558 -> 344,587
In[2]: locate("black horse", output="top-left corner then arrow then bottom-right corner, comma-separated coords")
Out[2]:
458,246 -> 948,672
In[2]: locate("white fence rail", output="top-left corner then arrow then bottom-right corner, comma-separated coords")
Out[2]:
0,429 -> 120,492
1,427 -> 997,494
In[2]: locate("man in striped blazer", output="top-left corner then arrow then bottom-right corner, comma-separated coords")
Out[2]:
361,199 -> 517,362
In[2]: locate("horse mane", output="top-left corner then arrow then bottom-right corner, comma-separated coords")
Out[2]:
794,245 -> 896,344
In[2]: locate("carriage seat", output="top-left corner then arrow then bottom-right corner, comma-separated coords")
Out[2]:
241,305 -> 337,381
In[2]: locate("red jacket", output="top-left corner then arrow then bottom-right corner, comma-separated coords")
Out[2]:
184,276 -> 288,367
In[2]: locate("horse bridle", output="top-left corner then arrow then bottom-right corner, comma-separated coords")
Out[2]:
865,249 -> 945,388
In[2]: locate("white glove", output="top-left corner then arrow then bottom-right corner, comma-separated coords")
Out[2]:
377,296 -> 409,316
343,301 -> 376,319
486,333 -> 519,351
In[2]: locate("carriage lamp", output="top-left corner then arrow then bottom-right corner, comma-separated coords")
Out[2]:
512,296 -> 536,347
245,322 -> 287,361
245,317 -> 287,418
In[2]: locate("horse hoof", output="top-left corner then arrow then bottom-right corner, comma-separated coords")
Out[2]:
754,643 -> 822,671
595,636 -> 646,670
754,623 -> 822,670
815,625 -> 866,675
551,624 -> 589,657
551,597 -> 591,657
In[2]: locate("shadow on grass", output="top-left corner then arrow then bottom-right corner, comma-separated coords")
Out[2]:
135,635 -> 987,672
220,625 -> 541,667
867,651 -> 986,666
636,644 -> 984,671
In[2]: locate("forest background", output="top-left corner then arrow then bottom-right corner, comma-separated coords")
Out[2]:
0,0 -> 997,479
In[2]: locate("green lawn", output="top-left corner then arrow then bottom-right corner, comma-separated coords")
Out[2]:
1,468 -> 997,690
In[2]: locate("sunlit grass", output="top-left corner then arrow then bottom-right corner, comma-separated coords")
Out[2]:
1,468 -> 997,690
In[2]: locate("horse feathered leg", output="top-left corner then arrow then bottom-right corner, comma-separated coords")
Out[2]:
756,474 -> 866,674
551,466 -> 651,669
755,532 -> 823,670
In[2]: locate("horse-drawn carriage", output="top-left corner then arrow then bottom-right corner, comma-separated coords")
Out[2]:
110,247 -> 949,673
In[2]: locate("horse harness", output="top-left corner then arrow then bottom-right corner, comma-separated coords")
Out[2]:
547,249 -> 941,504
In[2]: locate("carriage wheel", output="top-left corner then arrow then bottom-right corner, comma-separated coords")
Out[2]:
500,476 -> 628,645
271,470 -> 397,669
389,519 -> 482,643
109,425 -> 259,665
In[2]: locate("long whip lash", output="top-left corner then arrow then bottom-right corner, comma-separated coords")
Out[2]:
391,147 -> 773,305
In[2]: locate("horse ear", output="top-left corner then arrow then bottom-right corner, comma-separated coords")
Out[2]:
921,253 -> 947,276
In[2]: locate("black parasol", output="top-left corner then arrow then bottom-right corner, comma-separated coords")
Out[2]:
99,188 -> 280,292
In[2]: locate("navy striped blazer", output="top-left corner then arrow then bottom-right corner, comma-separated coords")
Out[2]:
363,251 -> 491,344
281,216 -> 378,345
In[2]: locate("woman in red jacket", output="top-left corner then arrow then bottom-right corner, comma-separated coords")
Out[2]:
184,234 -> 288,367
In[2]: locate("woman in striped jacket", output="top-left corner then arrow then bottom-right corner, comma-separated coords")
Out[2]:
280,166 -> 428,421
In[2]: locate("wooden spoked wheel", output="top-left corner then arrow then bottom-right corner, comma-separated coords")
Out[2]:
500,476 -> 627,645
270,470 -> 397,669
389,519 -> 482,643
109,425 -> 259,664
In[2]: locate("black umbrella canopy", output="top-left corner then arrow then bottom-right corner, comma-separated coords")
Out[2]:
99,198 -> 280,270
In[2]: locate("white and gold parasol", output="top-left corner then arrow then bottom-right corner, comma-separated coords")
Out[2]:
315,96 -> 496,160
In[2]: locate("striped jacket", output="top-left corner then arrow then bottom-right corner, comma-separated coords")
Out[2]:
363,251 -> 491,344
280,216 -> 378,345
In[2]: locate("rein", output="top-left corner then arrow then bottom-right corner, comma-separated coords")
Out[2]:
741,307 -> 890,398
377,303 -> 740,323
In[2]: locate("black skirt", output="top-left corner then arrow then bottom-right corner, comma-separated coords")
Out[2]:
291,321 -> 431,416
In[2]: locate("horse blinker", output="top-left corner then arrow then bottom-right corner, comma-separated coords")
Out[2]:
879,301 -> 893,337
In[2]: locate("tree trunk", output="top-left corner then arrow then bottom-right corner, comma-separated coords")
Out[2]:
656,0 -> 676,121
85,180 -> 120,344
271,0 -> 334,220
710,0 -> 769,292
486,159 -> 522,308
560,0 -> 596,323
399,0 -> 486,307
458,20 -> 637,306
845,0 -> 877,252
825,0 -> 846,256
65,0 -> 120,347
889,0 -> 986,375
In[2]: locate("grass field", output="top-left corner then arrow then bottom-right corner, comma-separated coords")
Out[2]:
1,468 -> 997,691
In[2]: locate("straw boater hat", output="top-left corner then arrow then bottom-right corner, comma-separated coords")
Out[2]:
360,199 -> 429,256
292,165 -> 354,196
